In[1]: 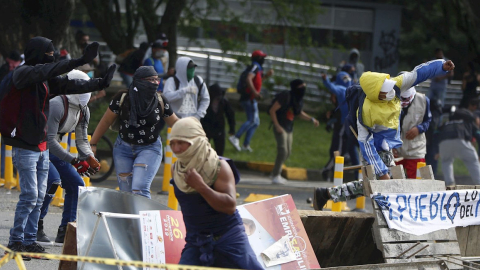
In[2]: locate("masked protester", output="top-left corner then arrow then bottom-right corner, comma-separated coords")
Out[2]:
313,59 -> 455,211
320,71 -> 360,181
393,85 -> 432,179
229,50 -> 274,152
91,66 -> 179,199
0,36 -> 115,259
200,83 -> 236,156
169,117 -> 263,269
268,79 -> 319,184
163,57 -> 210,119
37,70 -> 101,245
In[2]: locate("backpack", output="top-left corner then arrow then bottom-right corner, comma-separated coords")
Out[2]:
344,83 -> 368,135
267,91 -> 290,116
236,66 -> 252,95
109,92 -> 165,132
173,75 -> 204,103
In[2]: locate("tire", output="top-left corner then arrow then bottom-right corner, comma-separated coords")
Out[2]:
89,135 -> 115,183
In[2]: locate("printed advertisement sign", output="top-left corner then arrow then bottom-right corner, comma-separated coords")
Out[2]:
237,194 -> 320,269
140,195 -> 320,269
374,189 -> 480,235
139,210 -> 186,269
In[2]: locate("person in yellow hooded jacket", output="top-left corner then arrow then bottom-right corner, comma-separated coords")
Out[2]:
313,59 -> 455,211
358,59 -> 455,179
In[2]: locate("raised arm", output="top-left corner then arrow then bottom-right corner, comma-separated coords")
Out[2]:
393,60 -> 455,92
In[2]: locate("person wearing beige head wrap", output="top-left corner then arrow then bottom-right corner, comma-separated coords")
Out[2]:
170,117 -> 263,269
170,117 -> 221,193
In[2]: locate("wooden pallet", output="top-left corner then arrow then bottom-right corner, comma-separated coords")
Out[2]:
362,165 -> 462,270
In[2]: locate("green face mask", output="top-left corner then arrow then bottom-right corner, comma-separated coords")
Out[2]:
186,67 -> 195,82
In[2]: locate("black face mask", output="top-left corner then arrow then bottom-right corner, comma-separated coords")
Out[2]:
257,58 -> 265,66
43,54 -> 55,64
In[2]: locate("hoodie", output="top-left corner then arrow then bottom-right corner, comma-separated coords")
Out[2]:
348,48 -> 364,80
322,71 -> 351,124
163,56 -> 210,119
0,36 -> 102,151
201,83 -> 236,136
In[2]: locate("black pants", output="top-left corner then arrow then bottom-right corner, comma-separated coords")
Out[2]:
207,132 -> 226,156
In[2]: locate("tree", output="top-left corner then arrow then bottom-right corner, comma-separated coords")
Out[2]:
80,0 -> 323,69
0,0 -> 75,58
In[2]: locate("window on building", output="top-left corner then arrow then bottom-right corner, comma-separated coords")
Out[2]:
332,30 -> 372,51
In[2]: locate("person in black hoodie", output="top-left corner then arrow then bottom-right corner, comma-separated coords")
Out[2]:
200,83 -> 236,156
0,36 -> 116,259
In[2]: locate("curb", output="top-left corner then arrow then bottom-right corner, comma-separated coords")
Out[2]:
233,160 -> 327,182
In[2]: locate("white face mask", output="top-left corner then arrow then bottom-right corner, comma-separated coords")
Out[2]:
385,90 -> 395,101
154,50 -> 165,58
78,93 -> 91,107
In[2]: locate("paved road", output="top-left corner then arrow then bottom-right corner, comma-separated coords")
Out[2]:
1,164 -> 474,269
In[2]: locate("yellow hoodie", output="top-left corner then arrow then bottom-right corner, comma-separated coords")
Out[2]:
359,72 -> 403,130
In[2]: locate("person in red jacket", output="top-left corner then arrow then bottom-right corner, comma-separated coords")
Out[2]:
0,36 -> 115,259
229,50 -> 273,152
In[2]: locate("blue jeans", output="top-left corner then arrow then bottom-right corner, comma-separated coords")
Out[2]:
119,72 -> 133,87
113,137 -> 162,198
40,154 -> 85,227
10,148 -> 49,245
235,100 -> 260,147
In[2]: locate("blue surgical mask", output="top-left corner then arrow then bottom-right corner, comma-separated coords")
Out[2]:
87,71 -> 94,78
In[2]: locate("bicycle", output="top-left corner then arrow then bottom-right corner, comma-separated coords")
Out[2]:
90,135 -> 115,183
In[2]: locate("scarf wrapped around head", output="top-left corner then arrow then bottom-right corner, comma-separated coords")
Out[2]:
290,79 -> 305,115
171,117 -> 221,194
128,66 -> 159,126
401,87 -> 416,108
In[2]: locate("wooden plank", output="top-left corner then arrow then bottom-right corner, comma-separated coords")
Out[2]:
419,165 -> 435,180
464,225 -> 480,256
374,210 -> 387,226
378,228 -> 458,242
455,226 -> 469,256
382,242 -> 461,258
369,179 -> 446,193
385,258 -> 462,270
390,165 -> 405,180
59,222 -> 77,270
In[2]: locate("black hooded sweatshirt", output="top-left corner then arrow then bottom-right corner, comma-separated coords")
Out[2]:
200,83 -> 236,137
0,37 -> 103,151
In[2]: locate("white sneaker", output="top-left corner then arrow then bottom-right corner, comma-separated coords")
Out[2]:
228,135 -> 241,151
241,145 -> 253,152
272,175 -> 287,185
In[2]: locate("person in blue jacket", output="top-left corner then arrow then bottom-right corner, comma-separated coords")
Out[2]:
321,71 -> 359,179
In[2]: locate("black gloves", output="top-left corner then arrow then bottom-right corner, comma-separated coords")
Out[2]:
99,64 -> 117,89
80,42 -> 99,65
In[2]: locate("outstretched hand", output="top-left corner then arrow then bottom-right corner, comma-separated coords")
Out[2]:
81,42 -> 99,64
443,60 -> 455,72
99,64 -> 117,89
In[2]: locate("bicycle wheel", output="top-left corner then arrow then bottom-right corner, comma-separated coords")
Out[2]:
90,135 -> 115,183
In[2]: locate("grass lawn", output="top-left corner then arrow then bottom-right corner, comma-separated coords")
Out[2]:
88,100 -> 472,175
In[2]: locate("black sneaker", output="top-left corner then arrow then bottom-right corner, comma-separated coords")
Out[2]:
313,188 -> 330,211
36,230 -> 52,245
55,225 -> 67,245
5,242 -> 31,261
24,242 -> 49,260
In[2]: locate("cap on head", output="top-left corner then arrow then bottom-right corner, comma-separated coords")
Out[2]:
251,50 -> 267,59
187,60 -> 198,68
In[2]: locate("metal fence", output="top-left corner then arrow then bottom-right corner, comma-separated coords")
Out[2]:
98,42 -> 465,107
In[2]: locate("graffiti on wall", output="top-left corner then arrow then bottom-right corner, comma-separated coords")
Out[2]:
374,30 -> 399,71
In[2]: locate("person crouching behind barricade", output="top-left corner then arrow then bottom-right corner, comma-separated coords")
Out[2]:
393,84 -> 432,179
169,117 -> 263,269
313,59 -> 455,210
